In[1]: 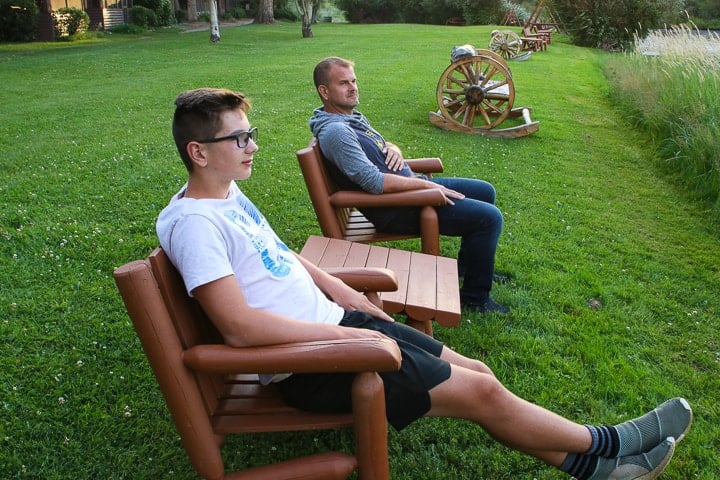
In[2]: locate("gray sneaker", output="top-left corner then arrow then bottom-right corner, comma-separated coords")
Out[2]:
586,437 -> 675,480
614,397 -> 692,456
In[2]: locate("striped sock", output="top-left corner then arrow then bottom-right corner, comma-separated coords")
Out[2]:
559,452 -> 598,480
584,424 -> 620,457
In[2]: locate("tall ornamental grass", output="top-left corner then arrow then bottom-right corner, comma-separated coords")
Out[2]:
606,25 -> 720,213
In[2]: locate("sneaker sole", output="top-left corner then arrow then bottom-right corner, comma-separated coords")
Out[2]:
570,438 -> 676,480
635,438 -> 675,480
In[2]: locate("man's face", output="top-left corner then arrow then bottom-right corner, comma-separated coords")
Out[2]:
320,65 -> 359,114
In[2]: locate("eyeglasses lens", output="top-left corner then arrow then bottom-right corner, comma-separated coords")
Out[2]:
237,128 -> 258,147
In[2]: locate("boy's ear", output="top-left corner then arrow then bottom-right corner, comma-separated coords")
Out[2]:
186,141 -> 208,168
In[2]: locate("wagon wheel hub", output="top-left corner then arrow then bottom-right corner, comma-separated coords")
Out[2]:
464,85 -> 486,105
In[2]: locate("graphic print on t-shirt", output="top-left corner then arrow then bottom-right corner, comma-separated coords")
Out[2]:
224,194 -> 293,278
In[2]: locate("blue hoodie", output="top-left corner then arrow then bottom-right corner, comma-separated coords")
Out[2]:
308,107 -> 415,195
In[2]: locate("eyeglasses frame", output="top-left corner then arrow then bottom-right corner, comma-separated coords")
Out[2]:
197,127 -> 258,149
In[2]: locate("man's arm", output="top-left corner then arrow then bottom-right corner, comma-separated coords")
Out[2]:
295,254 -> 395,322
381,173 -> 464,204
319,124 -> 464,203
192,275 -> 387,347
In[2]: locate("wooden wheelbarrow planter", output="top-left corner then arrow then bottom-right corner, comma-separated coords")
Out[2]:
429,46 -> 539,138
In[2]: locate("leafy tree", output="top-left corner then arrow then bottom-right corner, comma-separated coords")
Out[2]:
0,0 -> 38,41
552,0 -> 685,50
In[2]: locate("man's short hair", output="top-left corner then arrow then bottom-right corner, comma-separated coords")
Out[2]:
172,88 -> 251,172
313,56 -> 355,90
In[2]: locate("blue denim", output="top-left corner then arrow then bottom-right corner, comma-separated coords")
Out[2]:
361,177 -> 503,304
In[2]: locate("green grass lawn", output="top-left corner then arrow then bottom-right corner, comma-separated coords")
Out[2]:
0,21 -> 718,479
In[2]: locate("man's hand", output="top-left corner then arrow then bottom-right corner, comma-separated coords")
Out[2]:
382,143 -> 405,172
432,183 -> 465,206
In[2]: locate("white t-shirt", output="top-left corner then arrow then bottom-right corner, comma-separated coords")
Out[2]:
156,182 -> 345,327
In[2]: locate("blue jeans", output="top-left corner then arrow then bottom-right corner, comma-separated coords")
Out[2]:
361,177 -> 503,304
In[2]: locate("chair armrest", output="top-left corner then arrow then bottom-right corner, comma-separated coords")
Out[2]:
330,189 -> 447,208
405,157 -> 443,174
183,338 -> 402,374
322,267 -> 398,292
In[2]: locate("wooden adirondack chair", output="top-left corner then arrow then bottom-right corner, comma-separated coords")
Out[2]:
113,247 -> 402,480
296,138 -> 446,256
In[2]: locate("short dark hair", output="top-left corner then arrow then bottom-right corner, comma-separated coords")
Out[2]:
172,88 -> 252,172
313,56 -> 355,91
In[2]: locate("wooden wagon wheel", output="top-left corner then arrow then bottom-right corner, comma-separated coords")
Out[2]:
489,30 -> 523,60
436,55 -> 515,130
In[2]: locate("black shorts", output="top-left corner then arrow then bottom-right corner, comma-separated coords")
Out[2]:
276,310 -> 451,431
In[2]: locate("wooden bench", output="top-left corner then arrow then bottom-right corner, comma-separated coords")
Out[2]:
301,235 -> 461,336
521,26 -> 549,51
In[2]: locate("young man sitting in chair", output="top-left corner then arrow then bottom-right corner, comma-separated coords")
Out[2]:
157,87 -> 691,480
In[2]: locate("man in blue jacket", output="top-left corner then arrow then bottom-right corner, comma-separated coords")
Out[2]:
310,56 -> 507,313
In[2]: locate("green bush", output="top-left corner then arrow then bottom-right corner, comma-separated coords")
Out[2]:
134,0 -> 173,26
336,0 -> 503,25
54,7 -> 90,37
128,5 -> 157,28
274,6 -> 299,21
459,0 -> 504,25
336,0 -> 400,23
686,0 -> 720,20
552,0 -> 685,50
174,8 -> 187,23
0,0 -> 39,41
393,0 -> 462,24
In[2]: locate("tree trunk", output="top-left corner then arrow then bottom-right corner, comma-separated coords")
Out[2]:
255,0 -> 275,24
296,0 -> 314,37
310,0 -> 320,24
209,0 -> 220,42
187,0 -> 198,22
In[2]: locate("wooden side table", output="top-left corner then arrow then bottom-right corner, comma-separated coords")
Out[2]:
300,236 -> 461,336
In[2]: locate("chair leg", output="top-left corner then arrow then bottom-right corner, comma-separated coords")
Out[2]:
405,317 -> 433,337
352,372 -> 390,480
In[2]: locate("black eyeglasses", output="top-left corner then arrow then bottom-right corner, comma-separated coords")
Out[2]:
197,127 -> 258,148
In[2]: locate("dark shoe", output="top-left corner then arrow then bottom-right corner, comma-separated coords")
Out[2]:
462,297 -> 510,314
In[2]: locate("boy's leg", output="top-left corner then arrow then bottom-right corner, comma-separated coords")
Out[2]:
426,365 -> 593,466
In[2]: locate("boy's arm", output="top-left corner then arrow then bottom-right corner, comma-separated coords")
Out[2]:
295,254 -> 395,322
192,275 -> 387,347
